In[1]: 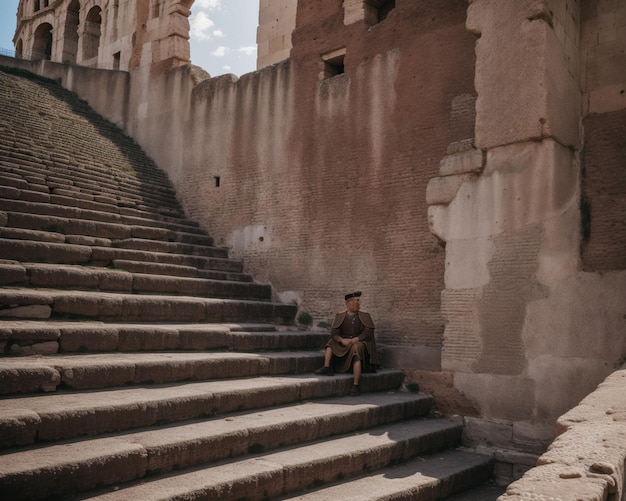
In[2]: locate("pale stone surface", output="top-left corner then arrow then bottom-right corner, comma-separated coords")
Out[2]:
257,0 -> 297,69
443,236 -> 495,289
430,140 -> 578,242
426,174 -> 476,206
453,373 -> 536,422
499,367 -> 626,500
439,149 -> 484,177
467,0 -> 581,150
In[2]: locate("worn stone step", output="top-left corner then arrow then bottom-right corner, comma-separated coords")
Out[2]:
0,392 -> 433,500
111,258 -> 253,281
1,217 -> 215,250
0,320 -> 327,357
277,449 -> 495,501
0,163 -> 200,226
0,238 -> 241,272
0,370 -> 405,448
0,145 -> 177,198
0,180 -> 189,224
0,263 -> 264,298
1,200 -> 208,236
0,288 -> 295,323
111,237 -> 225,258
0,350 -> 326,394
0,163 -> 184,217
71,417 -> 463,501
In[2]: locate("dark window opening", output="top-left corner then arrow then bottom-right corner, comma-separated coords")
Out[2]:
214,176 -> 221,188
322,50 -> 346,80
113,51 -> 121,70
366,0 -> 396,24
34,0 -> 41,12
377,0 -> 395,22
33,23 -> 53,61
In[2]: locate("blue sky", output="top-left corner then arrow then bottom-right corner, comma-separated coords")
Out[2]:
0,0 -> 259,77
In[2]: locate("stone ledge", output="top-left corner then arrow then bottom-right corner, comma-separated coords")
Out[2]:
499,365 -> 626,500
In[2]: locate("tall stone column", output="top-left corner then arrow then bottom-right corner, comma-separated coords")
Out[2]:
427,0 -> 583,465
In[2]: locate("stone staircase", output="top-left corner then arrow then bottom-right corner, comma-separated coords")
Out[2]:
0,66 -> 496,500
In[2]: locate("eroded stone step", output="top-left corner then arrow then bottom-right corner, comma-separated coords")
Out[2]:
0,199 -> 208,235
0,180 -> 187,223
277,449 -> 495,501
0,162 -> 183,215
0,288 -> 295,323
0,262 -> 260,298
0,392 -> 433,500
0,165 -> 199,226
2,215 -> 214,247
0,148 -> 177,196
0,320 -> 328,356
0,370 -> 406,448
0,238 -> 241,272
0,350 -> 325,394
73,417 -> 461,501
111,258 -> 253,281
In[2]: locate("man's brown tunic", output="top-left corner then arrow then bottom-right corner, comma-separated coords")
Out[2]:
326,310 -> 379,373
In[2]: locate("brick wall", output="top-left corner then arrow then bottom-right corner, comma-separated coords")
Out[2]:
174,0 -> 476,347
582,109 -> 626,271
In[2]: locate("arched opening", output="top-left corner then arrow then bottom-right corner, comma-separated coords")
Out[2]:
82,6 -> 102,64
15,39 -> 24,59
62,0 -> 80,64
32,22 -> 53,61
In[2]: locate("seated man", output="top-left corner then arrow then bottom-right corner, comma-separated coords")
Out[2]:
315,291 -> 379,395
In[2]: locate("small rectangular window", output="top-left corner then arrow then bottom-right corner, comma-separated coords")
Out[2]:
321,48 -> 346,80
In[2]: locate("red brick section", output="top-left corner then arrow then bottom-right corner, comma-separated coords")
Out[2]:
287,0 -> 476,347
581,108 -> 626,271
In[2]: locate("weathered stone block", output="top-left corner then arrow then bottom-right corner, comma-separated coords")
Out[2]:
439,149 -> 484,177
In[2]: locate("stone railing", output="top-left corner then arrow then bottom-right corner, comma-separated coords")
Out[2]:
499,363 -> 626,500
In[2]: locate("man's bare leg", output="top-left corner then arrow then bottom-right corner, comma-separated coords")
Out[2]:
314,347 -> 335,375
350,359 -> 362,395
353,359 -> 362,385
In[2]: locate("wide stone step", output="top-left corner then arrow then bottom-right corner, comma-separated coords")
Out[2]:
0,350 -> 326,394
0,288 -> 295,323
0,370 -> 405,448
0,160 -> 199,224
0,263 -> 267,299
0,239 -> 241,272
0,320 -> 327,356
111,258 -> 253,281
0,149 -> 180,204
0,392 -> 433,500
72,418 -> 465,501
0,167 -> 182,214
0,177 -> 195,227
278,449 -> 495,501
1,201 -> 209,238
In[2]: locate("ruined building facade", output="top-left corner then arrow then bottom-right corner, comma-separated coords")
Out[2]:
8,0 -> 626,473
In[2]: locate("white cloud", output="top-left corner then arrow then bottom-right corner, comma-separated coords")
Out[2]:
213,30 -> 225,38
238,46 -> 257,56
190,12 -> 215,41
212,46 -> 231,57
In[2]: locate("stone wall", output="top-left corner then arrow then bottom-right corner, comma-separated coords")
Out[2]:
13,0 -> 192,71
125,0 -> 477,360
5,0 -> 626,483
257,0 -> 296,69
499,363 -> 626,500
425,0 -> 626,480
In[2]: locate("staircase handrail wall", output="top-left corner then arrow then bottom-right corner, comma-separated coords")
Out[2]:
500,362 -> 626,499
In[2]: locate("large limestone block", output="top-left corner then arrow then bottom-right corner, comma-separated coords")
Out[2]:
467,0 -> 581,150
429,139 -> 577,242
453,372 -> 536,421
